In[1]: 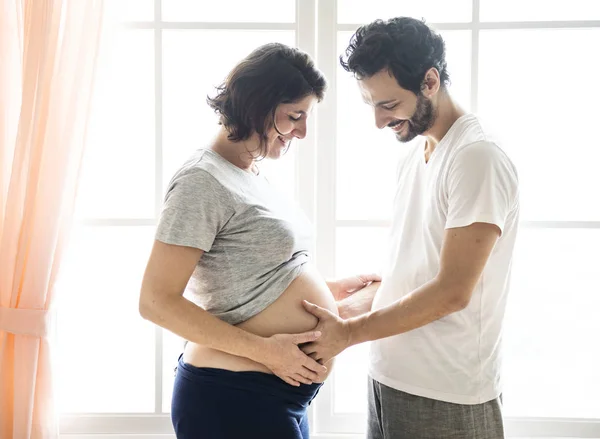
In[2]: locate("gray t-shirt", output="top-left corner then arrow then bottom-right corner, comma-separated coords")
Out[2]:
155,148 -> 312,325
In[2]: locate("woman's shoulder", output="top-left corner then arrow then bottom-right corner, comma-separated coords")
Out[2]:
163,150 -> 237,205
170,149 -> 237,188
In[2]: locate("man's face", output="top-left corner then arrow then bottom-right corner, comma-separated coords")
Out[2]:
358,69 -> 435,143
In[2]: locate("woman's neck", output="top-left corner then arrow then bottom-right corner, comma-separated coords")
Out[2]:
210,128 -> 259,172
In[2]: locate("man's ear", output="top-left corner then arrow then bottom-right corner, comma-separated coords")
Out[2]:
421,67 -> 441,97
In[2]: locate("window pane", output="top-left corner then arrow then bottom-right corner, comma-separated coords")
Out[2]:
479,29 -> 600,221
338,0 -> 472,24
334,227 -> 389,414
76,30 -> 155,219
55,226 -> 156,413
334,343 -> 370,413
503,228 -> 600,418
163,329 -> 185,412
162,0 -> 295,22
105,0 -> 154,21
480,0 -> 600,22
336,227 -> 389,277
162,30 -> 295,193
336,30 -> 471,221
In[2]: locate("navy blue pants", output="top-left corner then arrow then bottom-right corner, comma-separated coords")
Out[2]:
171,356 -> 322,439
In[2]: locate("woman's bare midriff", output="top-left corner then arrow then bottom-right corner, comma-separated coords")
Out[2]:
182,264 -> 338,381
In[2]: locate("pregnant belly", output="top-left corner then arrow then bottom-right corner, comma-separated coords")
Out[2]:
182,264 -> 337,380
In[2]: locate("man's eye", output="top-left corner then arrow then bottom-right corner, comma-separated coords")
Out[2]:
383,104 -> 397,110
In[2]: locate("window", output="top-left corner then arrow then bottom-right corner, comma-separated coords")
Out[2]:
57,1 -> 600,437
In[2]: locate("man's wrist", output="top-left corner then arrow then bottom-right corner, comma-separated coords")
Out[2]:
347,313 -> 370,346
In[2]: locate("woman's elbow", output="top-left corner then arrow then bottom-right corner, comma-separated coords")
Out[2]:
139,289 -> 160,321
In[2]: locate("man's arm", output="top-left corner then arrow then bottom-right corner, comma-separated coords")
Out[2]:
301,222 -> 500,363
348,222 -> 500,345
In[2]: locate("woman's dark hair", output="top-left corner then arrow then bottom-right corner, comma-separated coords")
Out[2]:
207,43 -> 327,158
340,17 -> 450,95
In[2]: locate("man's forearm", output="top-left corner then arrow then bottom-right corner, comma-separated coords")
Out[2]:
337,282 -> 380,319
347,278 -> 465,345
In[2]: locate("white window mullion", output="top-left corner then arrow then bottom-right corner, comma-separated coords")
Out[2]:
295,0 -> 317,226
296,0 -> 320,430
314,0 -> 357,434
314,0 -> 338,280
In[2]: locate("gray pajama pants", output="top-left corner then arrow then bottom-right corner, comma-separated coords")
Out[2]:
367,377 -> 505,439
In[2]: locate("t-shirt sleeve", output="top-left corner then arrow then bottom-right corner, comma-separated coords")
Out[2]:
155,169 -> 233,251
445,141 -> 518,235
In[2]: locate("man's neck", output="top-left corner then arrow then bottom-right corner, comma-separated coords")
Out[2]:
424,92 -> 466,162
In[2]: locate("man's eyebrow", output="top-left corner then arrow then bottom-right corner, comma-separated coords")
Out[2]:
360,97 -> 398,107
374,99 -> 398,107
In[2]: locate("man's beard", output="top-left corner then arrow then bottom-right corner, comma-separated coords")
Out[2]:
393,93 -> 435,143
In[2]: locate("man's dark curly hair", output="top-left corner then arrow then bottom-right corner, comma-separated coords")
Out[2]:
340,17 -> 450,95
207,43 -> 326,158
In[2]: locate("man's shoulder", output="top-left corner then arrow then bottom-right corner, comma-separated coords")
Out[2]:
446,114 -> 489,147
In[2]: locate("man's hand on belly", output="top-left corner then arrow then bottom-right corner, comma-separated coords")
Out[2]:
327,273 -> 381,301
300,300 -> 352,364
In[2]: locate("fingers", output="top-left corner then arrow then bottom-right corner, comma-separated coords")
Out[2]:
303,356 -> 328,375
306,352 -> 324,365
300,342 -> 316,355
359,273 -> 382,283
302,300 -> 331,318
309,352 -> 322,364
282,376 -> 301,387
300,344 -> 321,363
292,330 -> 322,345
292,373 -> 313,385
302,366 -> 319,382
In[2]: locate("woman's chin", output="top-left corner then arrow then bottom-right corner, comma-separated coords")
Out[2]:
267,144 -> 287,159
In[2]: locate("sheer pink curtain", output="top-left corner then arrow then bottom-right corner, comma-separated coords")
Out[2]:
0,1 -> 104,437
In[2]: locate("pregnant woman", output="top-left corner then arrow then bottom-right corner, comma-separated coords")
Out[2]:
139,43 -> 379,439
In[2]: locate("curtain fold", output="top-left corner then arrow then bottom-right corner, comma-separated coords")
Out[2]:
0,1 -> 104,437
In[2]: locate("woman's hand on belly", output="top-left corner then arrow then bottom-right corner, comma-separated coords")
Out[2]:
186,267 -> 339,383
327,273 -> 382,301
260,331 -> 329,386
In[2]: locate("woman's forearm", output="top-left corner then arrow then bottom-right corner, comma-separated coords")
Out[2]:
337,282 -> 380,319
140,293 -> 266,363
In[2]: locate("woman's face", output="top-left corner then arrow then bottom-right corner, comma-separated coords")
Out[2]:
265,94 -> 318,159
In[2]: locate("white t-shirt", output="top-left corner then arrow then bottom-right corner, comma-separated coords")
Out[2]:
369,114 -> 520,405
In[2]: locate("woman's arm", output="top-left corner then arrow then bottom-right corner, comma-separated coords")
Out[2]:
326,274 -> 381,301
337,281 -> 381,319
139,239 -> 327,386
